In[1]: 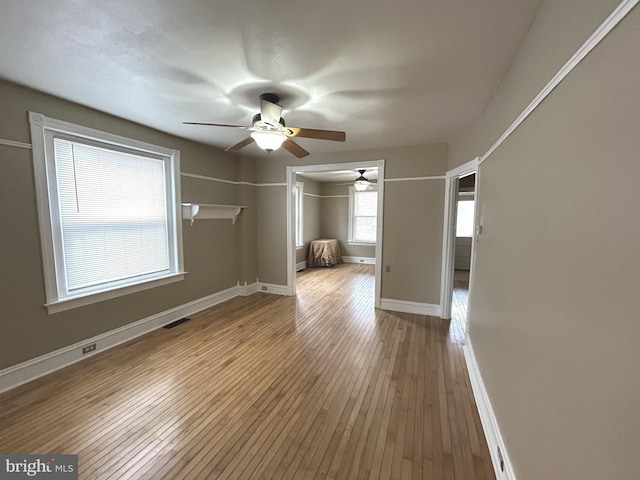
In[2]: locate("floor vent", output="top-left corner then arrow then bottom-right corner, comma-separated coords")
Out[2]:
164,318 -> 191,329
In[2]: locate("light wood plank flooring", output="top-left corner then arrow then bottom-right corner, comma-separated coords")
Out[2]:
0,264 -> 493,479
450,270 -> 470,343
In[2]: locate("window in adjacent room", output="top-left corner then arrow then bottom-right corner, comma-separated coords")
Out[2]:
456,200 -> 475,237
29,112 -> 184,314
348,186 -> 378,245
294,181 -> 304,248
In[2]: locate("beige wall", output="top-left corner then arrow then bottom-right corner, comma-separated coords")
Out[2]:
451,3 -> 640,479
318,183 -> 375,259
449,0 -> 620,169
382,180 -> 444,304
255,186 -> 287,283
0,79 -> 448,371
236,183 -> 258,284
0,79 -> 257,369
254,144 -> 447,304
295,175 -> 321,264
295,177 -> 376,264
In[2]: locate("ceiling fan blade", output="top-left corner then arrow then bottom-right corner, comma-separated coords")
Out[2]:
333,181 -> 377,186
183,122 -> 250,129
260,96 -> 283,127
225,136 -> 255,152
282,138 -> 310,158
287,127 -> 346,142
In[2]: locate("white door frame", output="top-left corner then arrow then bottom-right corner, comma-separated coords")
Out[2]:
286,159 -> 385,308
440,157 -> 479,319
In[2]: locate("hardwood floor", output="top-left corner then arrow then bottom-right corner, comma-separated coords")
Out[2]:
450,270 -> 470,343
0,264 -> 494,479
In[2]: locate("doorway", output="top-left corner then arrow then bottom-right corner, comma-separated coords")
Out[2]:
286,160 -> 385,308
440,158 -> 479,337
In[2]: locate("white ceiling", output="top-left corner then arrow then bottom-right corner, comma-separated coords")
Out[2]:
0,0 -> 541,158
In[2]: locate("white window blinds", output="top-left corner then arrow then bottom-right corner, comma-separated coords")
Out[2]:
53,138 -> 170,293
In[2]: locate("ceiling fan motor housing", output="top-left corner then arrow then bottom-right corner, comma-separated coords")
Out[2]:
357,169 -> 368,181
259,93 -> 280,105
252,113 -> 286,129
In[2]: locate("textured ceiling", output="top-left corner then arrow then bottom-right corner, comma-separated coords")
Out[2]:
0,0 -> 541,158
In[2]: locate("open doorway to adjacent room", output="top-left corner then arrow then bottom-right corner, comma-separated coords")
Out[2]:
286,161 -> 384,308
451,174 -> 475,337
441,159 -> 478,340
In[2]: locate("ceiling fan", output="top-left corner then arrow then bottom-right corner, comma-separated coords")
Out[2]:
183,93 -> 346,158
353,169 -> 375,191
333,169 -> 376,191
353,170 -> 373,191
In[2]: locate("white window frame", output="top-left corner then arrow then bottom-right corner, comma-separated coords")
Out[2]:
29,112 -> 185,314
294,181 -> 304,249
348,185 -> 378,245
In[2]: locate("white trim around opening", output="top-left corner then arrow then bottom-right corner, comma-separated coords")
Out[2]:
286,160 -> 385,308
440,157 -> 479,321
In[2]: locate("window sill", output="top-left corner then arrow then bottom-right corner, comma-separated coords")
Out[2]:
348,241 -> 376,246
296,244 -> 304,250
45,272 -> 186,314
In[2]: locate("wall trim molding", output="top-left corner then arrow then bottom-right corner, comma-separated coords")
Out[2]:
464,335 -> 517,480
0,138 -> 32,149
296,261 -> 306,271
342,256 -> 376,265
303,192 -> 349,198
446,158 -> 479,179
380,298 -> 442,317
257,283 -> 289,295
0,280 -> 296,393
480,0 -> 639,165
440,157 -> 479,320
237,281 -> 259,296
181,172 -> 237,185
251,182 -> 287,187
384,175 -> 445,182
180,172 -> 286,187
287,160 -> 385,308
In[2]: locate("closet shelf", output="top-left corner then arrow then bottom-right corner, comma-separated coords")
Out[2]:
182,203 -> 247,226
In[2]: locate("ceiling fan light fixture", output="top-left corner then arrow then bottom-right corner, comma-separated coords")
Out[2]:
354,170 -> 370,191
354,179 -> 370,191
251,130 -> 287,152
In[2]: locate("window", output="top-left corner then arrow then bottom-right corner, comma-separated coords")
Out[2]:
348,186 -> 378,244
30,112 -> 184,313
294,182 -> 304,247
456,200 -> 475,237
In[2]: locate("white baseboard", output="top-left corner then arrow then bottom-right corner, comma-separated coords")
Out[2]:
379,298 -> 442,317
256,283 -> 289,296
464,334 -> 516,480
0,283 -> 270,394
296,261 -> 306,271
342,256 -> 376,265
238,281 -> 259,296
